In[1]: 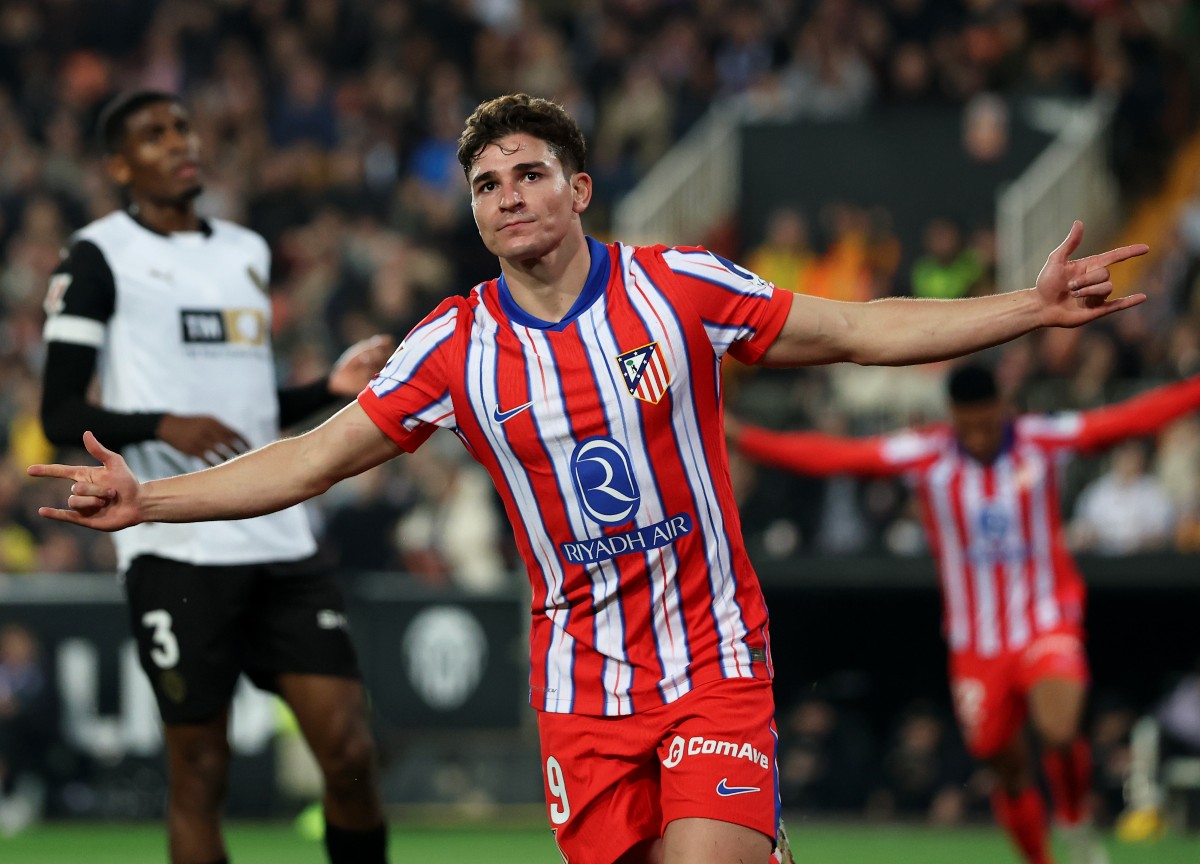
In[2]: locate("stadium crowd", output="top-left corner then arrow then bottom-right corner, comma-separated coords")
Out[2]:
0,0 -> 1199,828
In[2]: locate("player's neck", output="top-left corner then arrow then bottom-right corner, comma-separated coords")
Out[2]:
499,232 -> 591,323
128,198 -> 202,235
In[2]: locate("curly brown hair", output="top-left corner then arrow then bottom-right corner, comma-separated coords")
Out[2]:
456,93 -> 587,177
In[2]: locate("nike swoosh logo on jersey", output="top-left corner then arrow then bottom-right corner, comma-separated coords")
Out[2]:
716,778 -> 760,797
492,401 -> 534,424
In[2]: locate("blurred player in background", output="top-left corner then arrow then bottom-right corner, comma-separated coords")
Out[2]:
38,91 -> 393,864
730,365 -> 1200,864
29,93 -> 1148,864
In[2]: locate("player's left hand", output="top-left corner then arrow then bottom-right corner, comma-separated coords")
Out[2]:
1034,220 -> 1149,328
328,334 -> 396,397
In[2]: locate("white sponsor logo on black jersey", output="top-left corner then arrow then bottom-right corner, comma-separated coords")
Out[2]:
180,309 -> 266,345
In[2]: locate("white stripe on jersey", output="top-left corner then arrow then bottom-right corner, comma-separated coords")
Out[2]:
962,462 -> 1001,657
518,320 -> 635,716
464,306 -> 577,712
928,455 -> 971,651
660,248 -> 768,356
583,275 -> 692,707
1019,412 -> 1083,440
1026,446 -> 1061,631
371,307 -> 458,401
43,314 -> 106,347
629,256 -> 753,678
700,322 -> 747,356
995,457 -> 1031,649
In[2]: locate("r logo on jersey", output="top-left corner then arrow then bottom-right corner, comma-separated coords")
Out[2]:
616,341 -> 671,404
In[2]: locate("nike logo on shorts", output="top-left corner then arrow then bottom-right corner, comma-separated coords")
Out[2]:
493,401 -> 534,423
716,778 -> 760,796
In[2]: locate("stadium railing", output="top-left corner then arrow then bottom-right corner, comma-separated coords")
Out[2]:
996,94 -> 1120,294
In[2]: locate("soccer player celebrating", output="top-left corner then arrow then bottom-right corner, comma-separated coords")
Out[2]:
31,93 -> 1148,864
729,364 -> 1200,864
37,91 -> 393,864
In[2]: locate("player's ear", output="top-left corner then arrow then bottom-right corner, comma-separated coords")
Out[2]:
105,153 -> 132,188
571,171 -> 592,214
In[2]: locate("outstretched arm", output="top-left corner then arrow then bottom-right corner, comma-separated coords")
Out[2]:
28,401 -> 403,531
730,419 -> 905,477
1073,375 -> 1200,452
761,221 -> 1148,367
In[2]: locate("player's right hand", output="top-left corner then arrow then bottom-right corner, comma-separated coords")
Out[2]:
157,414 -> 250,465
27,431 -> 144,532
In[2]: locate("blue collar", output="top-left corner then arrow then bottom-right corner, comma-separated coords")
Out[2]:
496,236 -> 610,332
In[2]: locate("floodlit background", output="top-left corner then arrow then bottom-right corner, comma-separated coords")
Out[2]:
1,0 -> 1200,860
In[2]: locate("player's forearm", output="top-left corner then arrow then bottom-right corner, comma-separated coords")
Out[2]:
841,290 -> 1045,366
138,434 -> 332,523
41,342 -> 164,448
134,402 -> 401,523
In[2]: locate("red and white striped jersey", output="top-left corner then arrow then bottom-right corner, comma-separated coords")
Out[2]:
737,376 -> 1200,658
359,237 -> 793,716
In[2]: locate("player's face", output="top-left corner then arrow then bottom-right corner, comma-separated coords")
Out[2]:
468,133 -> 591,263
951,400 -> 1007,463
109,101 -> 202,204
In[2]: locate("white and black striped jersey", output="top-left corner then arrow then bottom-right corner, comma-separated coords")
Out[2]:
42,210 -> 316,570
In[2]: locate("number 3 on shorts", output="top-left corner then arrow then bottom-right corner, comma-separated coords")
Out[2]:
142,609 -> 180,669
545,756 -> 571,825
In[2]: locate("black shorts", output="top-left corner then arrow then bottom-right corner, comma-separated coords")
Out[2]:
123,554 -> 361,724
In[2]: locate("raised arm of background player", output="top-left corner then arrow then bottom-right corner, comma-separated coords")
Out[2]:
39,239 -> 391,464
730,375 -> 1200,477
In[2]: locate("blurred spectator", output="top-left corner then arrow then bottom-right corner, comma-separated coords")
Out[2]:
1118,661 -> 1200,838
320,464 -> 411,573
780,19 -> 875,121
909,216 -> 984,299
745,206 -> 816,296
869,700 -> 976,825
962,91 -> 1009,162
0,460 -> 38,574
1070,440 -> 1175,554
1090,694 -> 1138,826
394,434 -> 509,595
776,678 -> 878,813
807,202 -> 872,303
0,622 -> 56,835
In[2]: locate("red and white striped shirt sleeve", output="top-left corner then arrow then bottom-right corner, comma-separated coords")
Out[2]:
656,246 -> 793,364
357,297 -> 462,452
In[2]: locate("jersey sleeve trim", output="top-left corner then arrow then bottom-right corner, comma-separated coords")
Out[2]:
43,315 -> 106,347
728,287 -> 793,365
357,389 -> 438,453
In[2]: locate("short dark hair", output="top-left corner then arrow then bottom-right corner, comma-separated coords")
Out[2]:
98,90 -> 182,154
947,363 -> 998,405
456,93 -> 586,177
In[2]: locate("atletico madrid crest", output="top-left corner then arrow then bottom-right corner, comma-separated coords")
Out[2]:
616,341 -> 671,404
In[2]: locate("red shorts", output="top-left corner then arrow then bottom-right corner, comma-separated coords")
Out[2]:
949,628 -> 1090,759
536,677 -> 779,864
